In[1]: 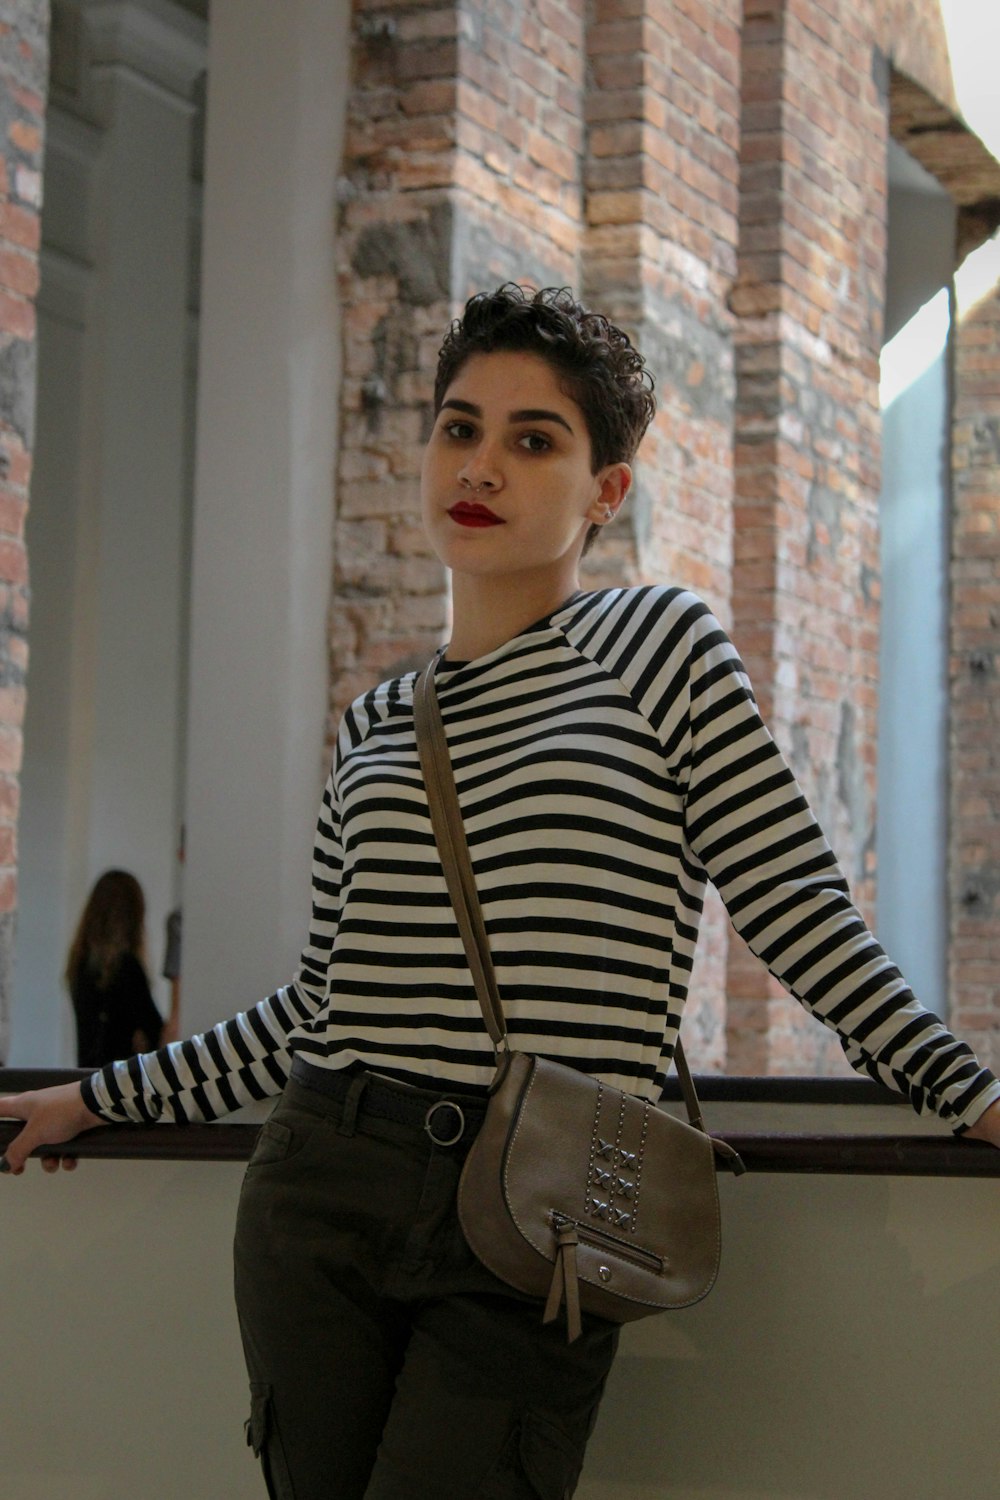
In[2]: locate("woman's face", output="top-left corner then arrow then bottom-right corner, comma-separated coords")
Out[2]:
420,351 -> 629,585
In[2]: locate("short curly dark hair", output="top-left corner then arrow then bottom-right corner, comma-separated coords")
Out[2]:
433,285 -> 655,548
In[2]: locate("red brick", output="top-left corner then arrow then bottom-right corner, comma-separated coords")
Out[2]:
7,119 -> 41,155
0,537 -> 26,584
0,200 -> 40,252
0,246 -> 38,298
0,728 -> 21,774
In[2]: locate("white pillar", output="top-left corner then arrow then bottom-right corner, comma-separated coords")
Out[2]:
181,0 -> 348,1034
13,0 -> 205,1063
81,0 -> 203,923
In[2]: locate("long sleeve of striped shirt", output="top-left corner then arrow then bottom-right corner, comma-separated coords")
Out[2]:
80,759 -> 348,1123
83,585 -> 1000,1131
616,590 -> 998,1126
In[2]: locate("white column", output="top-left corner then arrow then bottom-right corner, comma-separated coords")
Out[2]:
12,1 -> 205,1063
181,0 -> 349,1034
80,0 -> 203,925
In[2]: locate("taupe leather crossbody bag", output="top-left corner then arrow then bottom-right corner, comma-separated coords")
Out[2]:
414,657 -> 744,1342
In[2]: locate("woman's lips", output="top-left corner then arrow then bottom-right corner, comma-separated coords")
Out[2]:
448,501 -> 504,527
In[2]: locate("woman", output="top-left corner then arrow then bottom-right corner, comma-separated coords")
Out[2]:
2,285 -> 999,1500
65,869 -> 164,1068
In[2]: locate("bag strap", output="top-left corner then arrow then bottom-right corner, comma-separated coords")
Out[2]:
414,656 -> 508,1056
413,654 -> 708,1130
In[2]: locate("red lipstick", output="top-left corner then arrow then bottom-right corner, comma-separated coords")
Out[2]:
448,500 -> 504,527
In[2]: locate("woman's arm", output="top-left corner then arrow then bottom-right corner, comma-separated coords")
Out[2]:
85,764 -> 346,1126
666,596 -> 1000,1137
964,1099 -> 1000,1146
2,754 -> 349,1165
0,1081 -> 106,1174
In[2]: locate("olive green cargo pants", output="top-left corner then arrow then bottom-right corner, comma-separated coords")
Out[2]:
233,1064 -> 619,1500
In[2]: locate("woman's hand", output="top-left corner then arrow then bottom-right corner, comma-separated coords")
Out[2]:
964,1099 -> 1000,1149
0,1082 -> 106,1174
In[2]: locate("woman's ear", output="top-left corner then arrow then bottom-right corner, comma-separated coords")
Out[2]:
586,463 -> 632,527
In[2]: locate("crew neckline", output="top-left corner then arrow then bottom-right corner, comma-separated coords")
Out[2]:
436,590 -> 586,673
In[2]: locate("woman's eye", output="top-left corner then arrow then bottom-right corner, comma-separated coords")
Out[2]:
519,432 -> 551,453
444,420 -> 476,440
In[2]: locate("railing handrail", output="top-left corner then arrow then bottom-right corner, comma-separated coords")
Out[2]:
0,1118 -> 996,1174
0,1065 -> 909,1105
2,1069 -> 998,1176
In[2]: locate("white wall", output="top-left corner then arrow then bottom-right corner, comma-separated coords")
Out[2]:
582,1166 -> 999,1498
0,1108 -> 996,1499
14,0 -> 351,1060
17,274 -> 89,1066
180,0 -> 349,1035
13,3 -> 206,1064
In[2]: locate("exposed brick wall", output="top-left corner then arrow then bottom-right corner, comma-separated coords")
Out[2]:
582,0 -> 741,611
452,0 -> 586,292
889,69 -> 1000,265
333,0 -> 590,739
882,6 -> 1000,1076
727,0 -> 887,1074
0,3 -> 46,1061
949,272 -> 1000,1073
335,0 -> 743,1067
0,2 -> 991,1077
332,0 -> 1000,1076
873,0 -> 956,113
580,0 -> 743,1068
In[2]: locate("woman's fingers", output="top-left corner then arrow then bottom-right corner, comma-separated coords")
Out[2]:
0,1093 -> 29,1173
0,1125 -> 33,1174
0,1083 -> 104,1174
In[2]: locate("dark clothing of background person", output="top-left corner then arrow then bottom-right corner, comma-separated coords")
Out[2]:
162,907 -> 182,983
72,952 -> 164,1069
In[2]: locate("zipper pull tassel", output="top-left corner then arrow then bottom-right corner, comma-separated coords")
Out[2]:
543,1219 -> 582,1343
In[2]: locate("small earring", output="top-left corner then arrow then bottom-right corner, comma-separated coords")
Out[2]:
602,507 -> 614,522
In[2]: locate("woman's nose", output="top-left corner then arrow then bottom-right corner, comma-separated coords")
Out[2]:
458,444 -> 503,491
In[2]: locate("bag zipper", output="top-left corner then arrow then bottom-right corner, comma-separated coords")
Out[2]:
549,1211 -> 664,1273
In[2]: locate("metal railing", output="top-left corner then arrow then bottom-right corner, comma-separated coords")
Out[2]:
3,1067 -> 998,1175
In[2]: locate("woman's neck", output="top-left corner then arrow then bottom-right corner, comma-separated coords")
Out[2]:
446,570 -> 580,662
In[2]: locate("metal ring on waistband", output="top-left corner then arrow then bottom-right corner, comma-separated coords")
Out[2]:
423,1099 -> 466,1147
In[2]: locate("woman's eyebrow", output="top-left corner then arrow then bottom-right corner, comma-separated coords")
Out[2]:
439,398 -> 574,434
510,407 -> 574,433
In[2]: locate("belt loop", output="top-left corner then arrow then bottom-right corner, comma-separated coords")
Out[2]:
337,1073 -> 369,1137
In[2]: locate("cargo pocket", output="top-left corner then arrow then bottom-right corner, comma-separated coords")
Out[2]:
475,1412 -> 582,1500
245,1382 -> 297,1500
519,1412 -> 583,1499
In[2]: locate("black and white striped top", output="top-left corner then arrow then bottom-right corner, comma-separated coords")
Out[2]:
83,587 -> 1000,1131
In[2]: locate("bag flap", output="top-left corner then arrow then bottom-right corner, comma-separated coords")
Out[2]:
502,1055 -> 722,1307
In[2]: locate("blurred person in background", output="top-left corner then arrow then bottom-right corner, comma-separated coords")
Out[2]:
66,868 -> 164,1069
